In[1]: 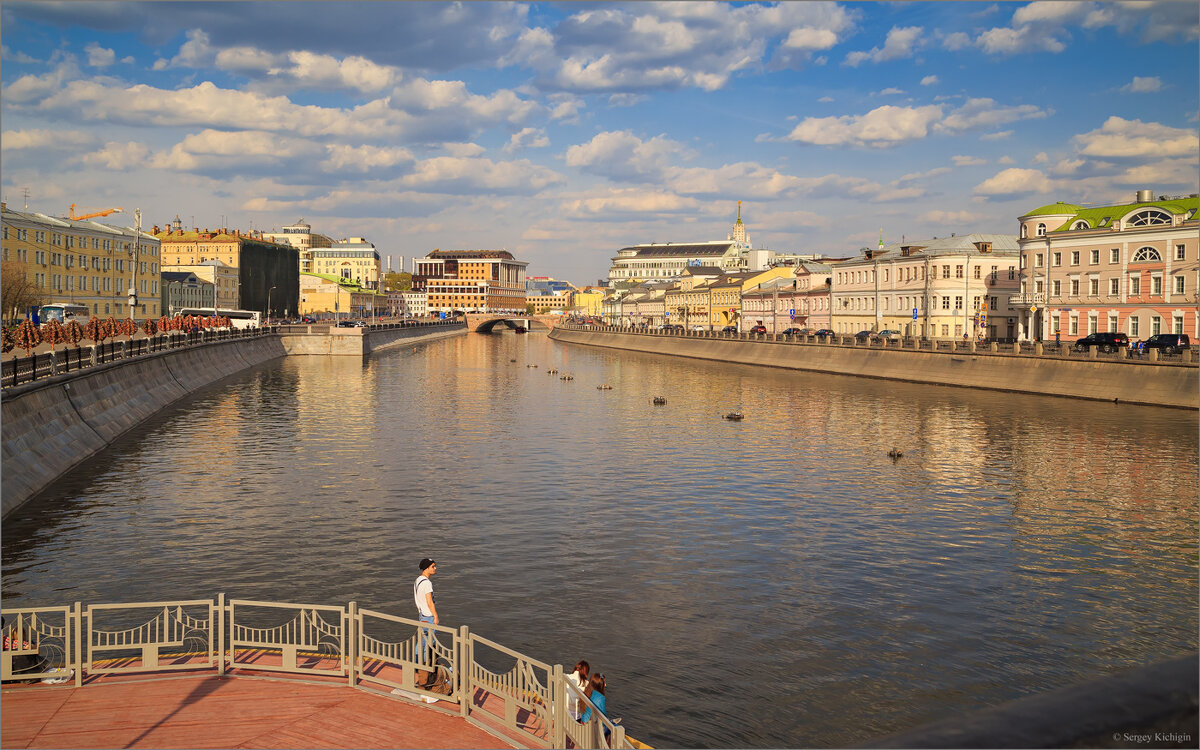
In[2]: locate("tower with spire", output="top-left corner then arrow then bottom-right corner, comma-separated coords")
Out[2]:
728,201 -> 749,248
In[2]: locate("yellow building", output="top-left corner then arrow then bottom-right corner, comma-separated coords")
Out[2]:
415,249 -> 528,313
1,202 -> 162,320
526,292 -> 569,314
299,273 -> 383,319
311,238 -> 382,290
164,259 -> 240,311
571,288 -> 605,316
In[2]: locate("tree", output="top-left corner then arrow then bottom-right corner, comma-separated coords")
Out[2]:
525,303 -> 536,314
383,272 -> 412,292
1,262 -> 45,324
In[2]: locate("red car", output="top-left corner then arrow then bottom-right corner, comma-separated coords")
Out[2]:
749,325 -> 768,334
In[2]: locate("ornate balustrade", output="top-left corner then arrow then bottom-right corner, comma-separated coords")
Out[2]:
1,595 -> 636,750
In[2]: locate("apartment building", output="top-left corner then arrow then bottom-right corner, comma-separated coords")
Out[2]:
261,218 -> 333,275
1,202 -> 162,319
1013,190 -> 1199,341
311,238 -> 381,290
416,249 -> 527,314
831,234 -> 1020,339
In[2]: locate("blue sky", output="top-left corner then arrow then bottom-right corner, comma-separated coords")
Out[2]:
2,1 -> 1197,285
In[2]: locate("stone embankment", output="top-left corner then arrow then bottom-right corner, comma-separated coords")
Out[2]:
549,327 -> 1198,410
2,324 -> 466,518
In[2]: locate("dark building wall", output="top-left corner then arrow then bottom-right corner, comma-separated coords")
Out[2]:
239,241 -> 299,319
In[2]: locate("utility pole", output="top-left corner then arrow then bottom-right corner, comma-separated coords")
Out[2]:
129,209 -> 141,319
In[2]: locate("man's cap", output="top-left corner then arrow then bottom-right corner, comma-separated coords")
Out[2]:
419,558 -> 436,571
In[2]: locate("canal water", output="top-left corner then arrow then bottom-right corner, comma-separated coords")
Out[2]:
3,332 -> 1197,748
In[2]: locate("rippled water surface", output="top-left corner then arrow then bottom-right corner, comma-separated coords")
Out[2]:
3,332 -> 1197,747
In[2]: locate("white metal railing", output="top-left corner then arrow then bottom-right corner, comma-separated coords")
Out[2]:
1,596 -> 639,749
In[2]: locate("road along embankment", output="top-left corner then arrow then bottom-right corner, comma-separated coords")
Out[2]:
2,325 -> 467,518
549,328 -> 1198,410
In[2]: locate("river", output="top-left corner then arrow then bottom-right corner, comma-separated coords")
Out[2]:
2,331 -> 1197,748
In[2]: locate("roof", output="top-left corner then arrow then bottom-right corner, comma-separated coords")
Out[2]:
161,271 -> 204,283
1023,202 -> 1084,218
620,241 -> 736,258
427,249 -> 515,260
301,272 -> 369,291
1050,195 -> 1198,233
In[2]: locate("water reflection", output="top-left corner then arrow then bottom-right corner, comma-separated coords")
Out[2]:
2,332 -> 1196,748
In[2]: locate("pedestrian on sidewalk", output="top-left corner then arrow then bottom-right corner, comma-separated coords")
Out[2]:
414,558 -> 438,665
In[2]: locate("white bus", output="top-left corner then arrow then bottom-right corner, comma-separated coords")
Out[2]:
176,308 -> 262,330
39,303 -> 91,325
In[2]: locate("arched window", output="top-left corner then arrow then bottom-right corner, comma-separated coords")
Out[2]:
1131,247 -> 1161,263
1126,209 -> 1172,227
1071,220 -> 1090,230
1036,223 -> 1046,237
1020,224 -> 1028,239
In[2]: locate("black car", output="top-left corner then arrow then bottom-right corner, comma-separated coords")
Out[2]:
853,330 -> 874,341
813,329 -> 835,338
781,327 -> 805,336
1143,333 -> 1191,355
1073,332 -> 1129,353
721,325 -> 738,333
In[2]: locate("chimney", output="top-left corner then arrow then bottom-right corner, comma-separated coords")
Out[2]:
153,225 -> 160,234
1136,189 -> 1153,203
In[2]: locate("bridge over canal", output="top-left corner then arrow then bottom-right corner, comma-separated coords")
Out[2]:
463,313 -> 561,333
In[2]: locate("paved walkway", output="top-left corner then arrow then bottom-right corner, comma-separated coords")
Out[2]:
2,672 -> 515,749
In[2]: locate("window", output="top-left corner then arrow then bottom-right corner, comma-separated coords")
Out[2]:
1090,250 -> 1100,265
1053,252 -> 1062,266
1130,276 -> 1140,295
973,266 -> 981,279
1037,223 -> 1046,236
955,296 -> 963,309
990,296 -> 997,310
1110,278 -> 1119,296
1069,316 -> 1079,335
1071,251 -> 1080,265
941,297 -> 950,310
1089,278 -> 1099,296
1053,280 -> 1062,296
1126,209 -> 1172,226
956,265 -> 964,279
1070,279 -> 1080,296
1132,246 -> 1161,262
1176,244 -> 1186,260
1021,224 -> 1028,239
1174,315 -> 1185,335
1175,276 -> 1185,295
1035,280 -> 1044,293
1151,275 -> 1162,295
1008,269 -> 1015,280
942,265 -> 951,279
1108,314 -> 1118,332
1034,253 -> 1043,267
1129,316 -> 1139,337
1151,316 -> 1161,335
1071,220 -> 1090,230
1087,315 -> 1097,335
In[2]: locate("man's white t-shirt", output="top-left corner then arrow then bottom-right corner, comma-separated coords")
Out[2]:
414,575 -> 434,617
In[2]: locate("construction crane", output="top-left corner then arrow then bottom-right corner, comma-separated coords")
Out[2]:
68,204 -> 124,221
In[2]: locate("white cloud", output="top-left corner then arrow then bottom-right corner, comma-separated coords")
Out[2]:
920,75 -> 939,86
936,97 -> 1047,132
504,127 -> 549,154
844,26 -> 923,66
398,156 -> 563,194
559,188 -> 701,218
79,141 -> 153,170
1,44 -> 39,64
980,130 -> 1014,141
84,43 -> 116,68
877,87 -> 905,96
1120,76 -> 1163,93
973,168 -> 1053,195
442,142 -> 486,158
1032,152 -> 1049,164
952,155 -> 987,167
565,131 -> 689,181
548,94 -> 584,122
783,28 -> 839,51
1073,116 -> 1198,159
1,128 -> 96,151
976,1 -> 1197,56
997,155 -> 1015,164
319,144 -> 416,174
608,93 -> 646,107
941,31 -> 972,51
786,104 -> 943,148
920,209 -> 981,224
818,96 -> 834,103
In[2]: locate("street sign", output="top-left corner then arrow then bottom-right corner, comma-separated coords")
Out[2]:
789,308 -> 795,316
912,308 -> 918,320
1031,305 -> 1038,313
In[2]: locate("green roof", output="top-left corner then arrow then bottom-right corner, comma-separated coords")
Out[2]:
301,272 -> 383,294
1050,195 -> 1198,233
1023,202 -> 1084,217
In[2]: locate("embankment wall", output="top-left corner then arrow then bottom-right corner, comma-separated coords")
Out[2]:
2,326 -> 466,518
549,328 -> 1198,410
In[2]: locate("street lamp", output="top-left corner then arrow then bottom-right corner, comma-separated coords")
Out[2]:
266,286 -> 276,325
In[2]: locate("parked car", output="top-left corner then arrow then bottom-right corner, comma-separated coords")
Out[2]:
853,330 -> 874,341
336,320 -> 366,328
1142,333 -> 1191,355
749,325 -> 768,334
813,329 -> 835,338
873,329 -> 903,341
780,327 -> 805,336
300,316 -> 316,323
721,325 -> 738,333
691,325 -> 707,331
1073,332 -> 1129,353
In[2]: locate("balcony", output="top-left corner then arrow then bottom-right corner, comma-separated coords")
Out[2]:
1008,292 -> 1045,309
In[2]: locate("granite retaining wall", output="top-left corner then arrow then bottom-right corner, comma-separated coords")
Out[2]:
549,328 -> 1198,410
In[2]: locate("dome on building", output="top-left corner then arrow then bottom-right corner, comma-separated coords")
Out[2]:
1021,201 -> 1083,218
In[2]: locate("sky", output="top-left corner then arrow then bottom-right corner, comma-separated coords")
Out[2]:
2,1 -> 1198,286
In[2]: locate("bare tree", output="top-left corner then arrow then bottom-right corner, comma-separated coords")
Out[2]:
1,261 -> 46,324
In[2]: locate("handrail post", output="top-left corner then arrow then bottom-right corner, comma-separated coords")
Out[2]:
552,663 -> 564,749
347,601 -> 357,687
73,602 -> 83,687
217,593 -> 226,676
613,724 -> 627,749
458,625 -> 470,719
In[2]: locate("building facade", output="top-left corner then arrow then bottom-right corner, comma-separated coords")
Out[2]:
299,273 -> 379,319
1,202 -> 163,320
1012,190 -> 1199,341
416,249 -> 528,314
161,271 -> 214,315
830,234 -> 1020,339
164,259 -> 240,311
261,218 -> 333,275
311,238 -> 382,290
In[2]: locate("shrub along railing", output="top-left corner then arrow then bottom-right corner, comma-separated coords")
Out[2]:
1,595 -> 634,750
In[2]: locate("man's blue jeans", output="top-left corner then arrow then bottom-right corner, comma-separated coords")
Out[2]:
417,614 -> 436,666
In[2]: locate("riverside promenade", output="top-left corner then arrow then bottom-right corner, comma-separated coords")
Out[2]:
1,596 -> 634,750
550,324 -> 1198,409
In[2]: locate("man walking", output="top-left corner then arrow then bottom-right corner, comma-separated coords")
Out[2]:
414,558 -> 438,665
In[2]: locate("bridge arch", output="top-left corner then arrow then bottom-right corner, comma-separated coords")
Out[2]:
463,313 -> 559,333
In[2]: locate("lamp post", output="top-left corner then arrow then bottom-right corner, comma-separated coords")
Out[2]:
266,286 -> 276,325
